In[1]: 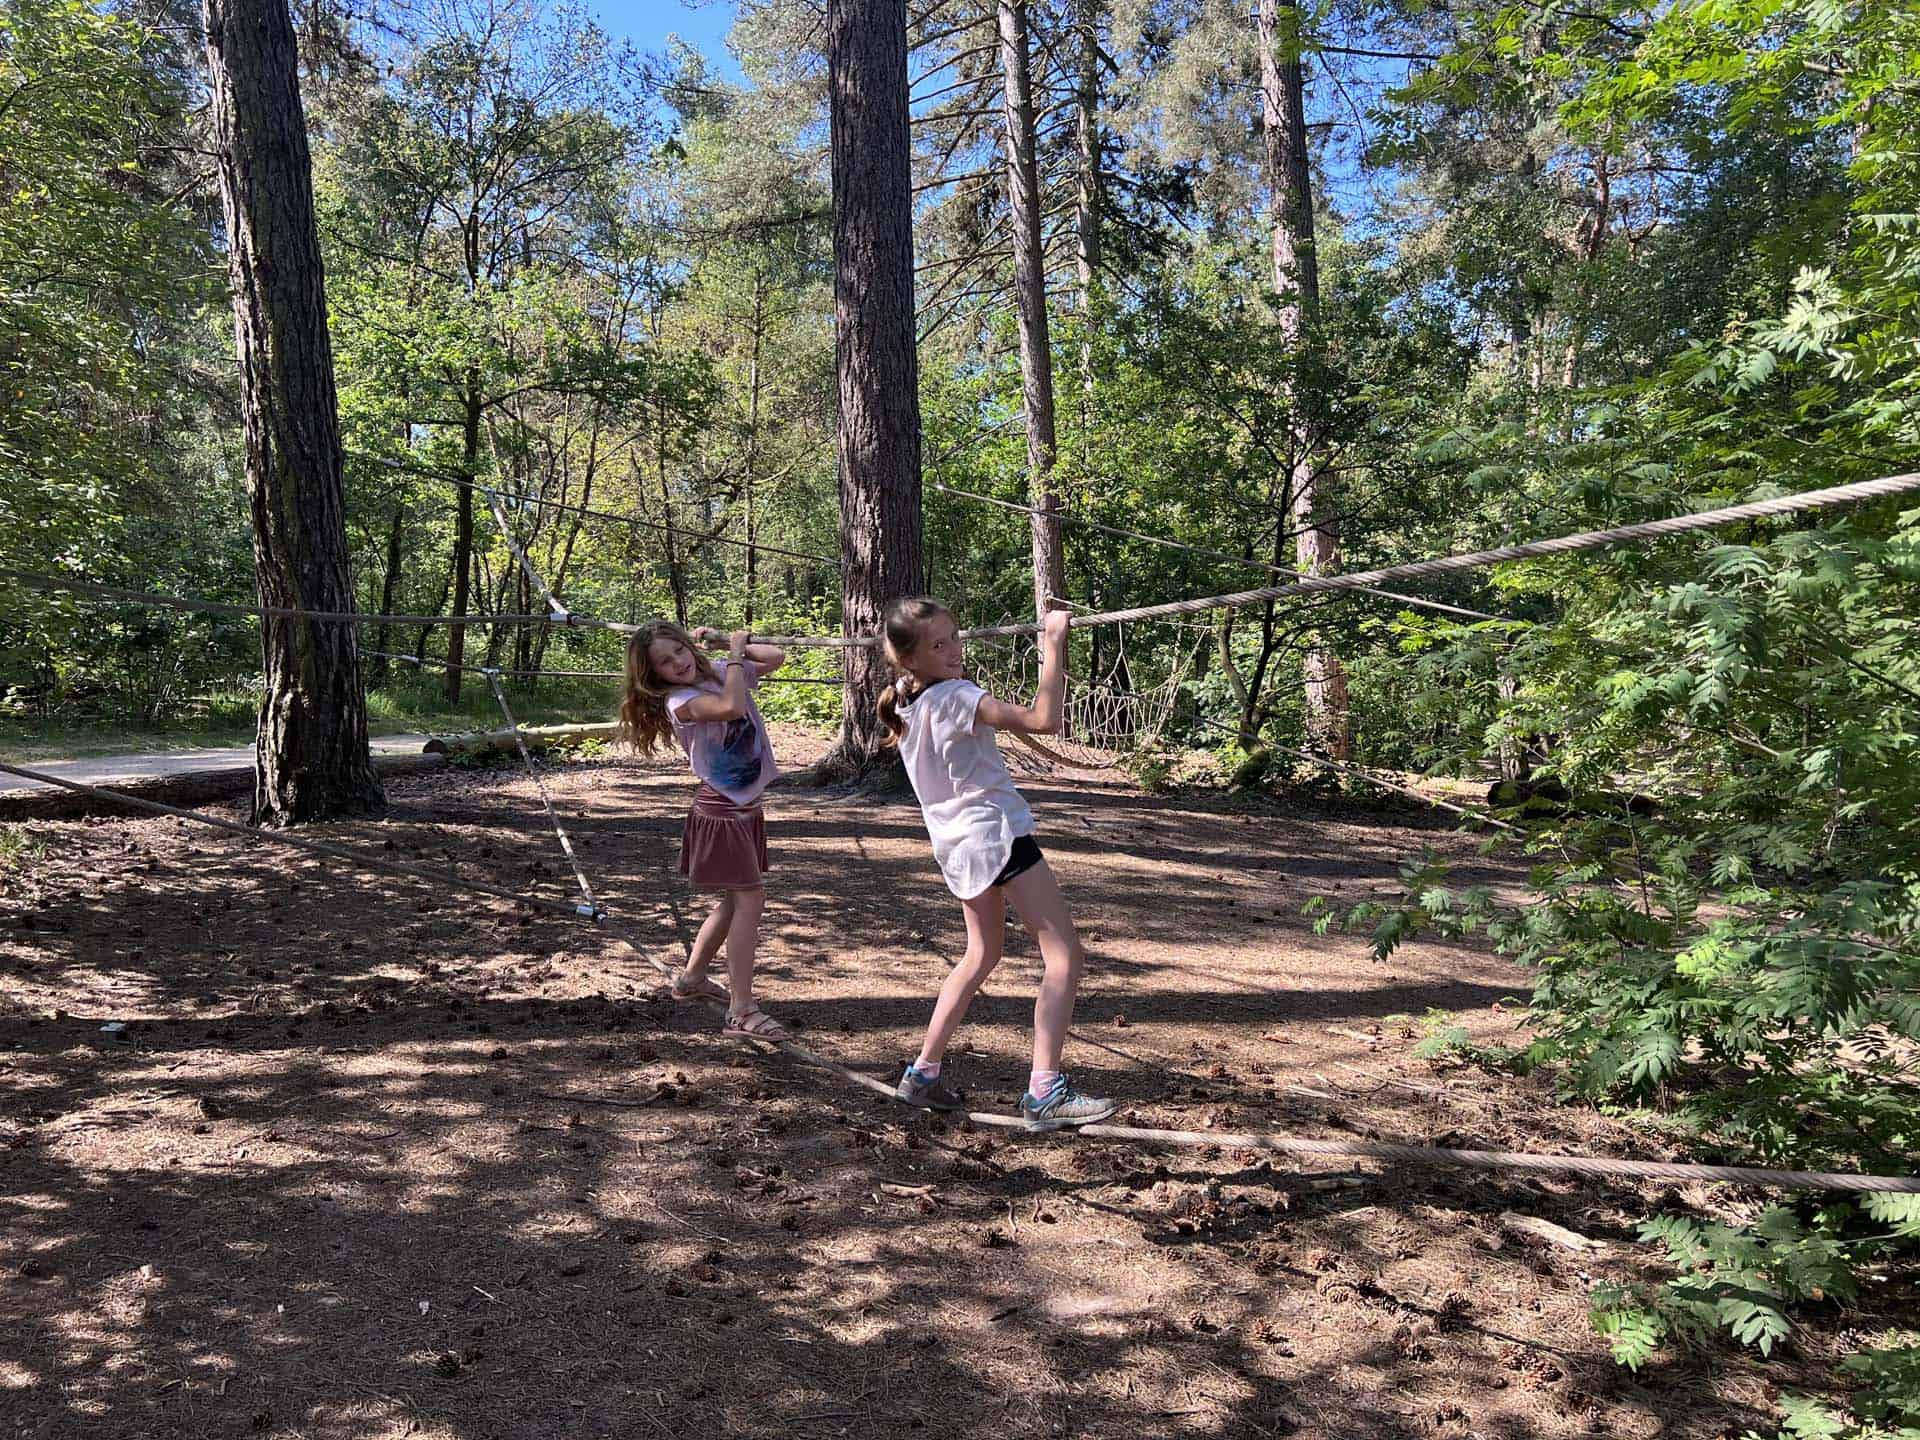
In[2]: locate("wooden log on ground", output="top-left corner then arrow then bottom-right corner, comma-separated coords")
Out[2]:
0,754 -> 444,821
421,721 -> 619,757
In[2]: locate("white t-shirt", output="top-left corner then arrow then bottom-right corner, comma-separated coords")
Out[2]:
897,678 -> 1035,899
666,660 -> 779,806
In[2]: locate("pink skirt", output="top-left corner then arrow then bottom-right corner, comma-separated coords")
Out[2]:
680,785 -> 769,891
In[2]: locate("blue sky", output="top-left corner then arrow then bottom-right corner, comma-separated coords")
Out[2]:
591,0 -> 746,83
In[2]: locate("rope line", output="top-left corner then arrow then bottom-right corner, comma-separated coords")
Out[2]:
483,669 -> 601,915
478,483 -> 572,622
365,650 -> 842,685
934,472 -> 1920,645
351,451 -> 843,569
0,568 -> 611,633
11,472 -> 1917,654
367,650 -> 621,680
4,756 -> 1914,1191
0,760 -> 608,920
746,1018 -> 1920,1193
928,477 -> 1504,623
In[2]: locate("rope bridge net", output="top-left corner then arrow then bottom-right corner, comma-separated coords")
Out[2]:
965,621 -> 1199,772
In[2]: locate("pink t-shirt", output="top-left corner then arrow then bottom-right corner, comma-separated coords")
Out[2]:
666,659 -> 779,806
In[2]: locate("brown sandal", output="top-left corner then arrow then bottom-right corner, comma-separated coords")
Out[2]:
721,1007 -> 786,1042
671,971 -> 730,1004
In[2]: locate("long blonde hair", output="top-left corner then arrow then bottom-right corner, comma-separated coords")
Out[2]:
617,619 -> 720,755
876,596 -> 954,745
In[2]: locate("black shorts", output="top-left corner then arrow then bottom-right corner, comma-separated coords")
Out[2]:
991,834 -> 1044,888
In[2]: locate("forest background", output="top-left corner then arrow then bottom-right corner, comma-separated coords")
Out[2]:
3,0 -> 1918,1432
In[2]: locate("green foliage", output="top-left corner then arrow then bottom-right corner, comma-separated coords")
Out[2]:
1331,1 -> 1920,1417
1592,1208 -> 1860,1365
0,0 -> 233,716
1408,1007 -> 1473,1062
0,823 -> 51,875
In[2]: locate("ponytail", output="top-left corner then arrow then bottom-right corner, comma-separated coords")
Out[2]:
877,674 -> 923,746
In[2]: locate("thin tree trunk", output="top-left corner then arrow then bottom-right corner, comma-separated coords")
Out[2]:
1563,148 -> 1611,392
369,496 -> 405,685
1260,0 -> 1348,761
999,0 -> 1064,617
656,389 -> 688,626
444,369 -> 480,703
745,273 -> 766,626
820,0 -> 925,781
203,0 -> 380,824
1074,0 -> 1103,398
413,565 -> 448,668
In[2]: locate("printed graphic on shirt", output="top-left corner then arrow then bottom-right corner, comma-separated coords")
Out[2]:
710,715 -> 764,792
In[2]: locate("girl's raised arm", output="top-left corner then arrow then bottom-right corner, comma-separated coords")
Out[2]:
692,626 -> 784,677
674,631 -> 753,722
975,609 -> 1069,735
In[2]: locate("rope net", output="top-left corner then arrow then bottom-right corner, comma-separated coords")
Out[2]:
966,622 -> 1197,772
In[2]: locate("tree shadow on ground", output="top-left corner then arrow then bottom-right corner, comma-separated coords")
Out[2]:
0,756 -> 1794,1439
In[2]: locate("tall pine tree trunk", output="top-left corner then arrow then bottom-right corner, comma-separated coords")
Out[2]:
819,0 -> 924,782
203,0 -> 381,824
1260,0 -> 1348,761
1074,0 -> 1103,399
999,0 -> 1064,617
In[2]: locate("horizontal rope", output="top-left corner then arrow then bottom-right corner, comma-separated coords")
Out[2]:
944,472 -> 1920,643
750,1018 -> 1920,1193
0,760 -> 609,921
0,568 -> 621,633
352,451 -> 843,569
603,898 -> 1920,1191
15,473 -> 1916,659
365,649 -> 843,685
928,477 -> 1504,623
366,649 -> 620,680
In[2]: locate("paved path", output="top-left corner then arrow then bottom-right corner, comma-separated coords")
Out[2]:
0,734 -> 436,795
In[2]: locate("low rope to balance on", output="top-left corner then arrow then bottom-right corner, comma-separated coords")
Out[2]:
482,668 -> 602,916
0,759 -> 608,921
7,757 -> 1915,1194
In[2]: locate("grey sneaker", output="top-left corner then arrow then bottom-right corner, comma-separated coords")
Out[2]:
896,1063 -> 967,1111
1018,1074 -> 1116,1130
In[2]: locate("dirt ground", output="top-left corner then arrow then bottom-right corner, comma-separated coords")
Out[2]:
1,726 -> 1896,1439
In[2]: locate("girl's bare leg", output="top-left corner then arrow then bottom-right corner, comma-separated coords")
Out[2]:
1003,859 -> 1084,1074
684,891 -> 737,984
915,887 -> 1006,1065
723,885 -> 766,1018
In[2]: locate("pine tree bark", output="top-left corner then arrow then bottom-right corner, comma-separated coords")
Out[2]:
999,0 -> 1064,617
817,0 -> 925,782
1259,0 -> 1349,760
203,0 -> 381,824
1074,0 -> 1104,399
